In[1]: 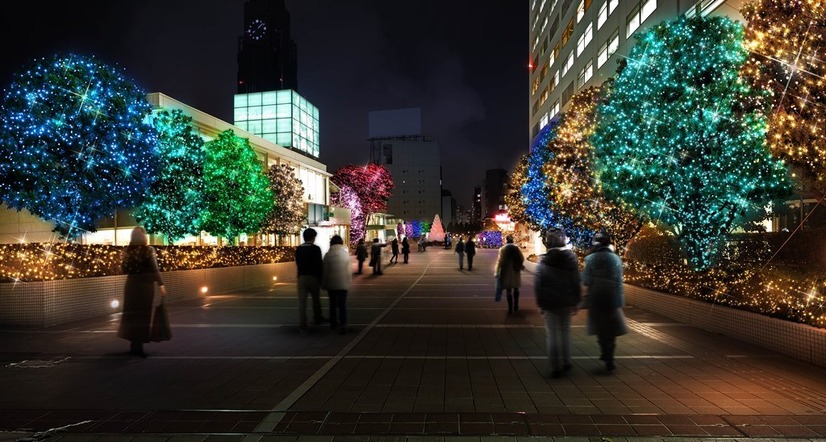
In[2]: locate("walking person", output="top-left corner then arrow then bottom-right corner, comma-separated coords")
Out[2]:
296,228 -> 326,333
401,237 -> 411,264
582,232 -> 627,372
118,226 -> 167,358
389,237 -> 400,264
535,229 -> 581,378
496,235 -> 525,315
455,236 -> 465,270
465,237 -> 477,271
370,238 -> 387,275
322,235 -> 352,334
355,238 -> 368,274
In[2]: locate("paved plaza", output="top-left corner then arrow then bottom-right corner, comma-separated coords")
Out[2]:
1,247 -> 825,441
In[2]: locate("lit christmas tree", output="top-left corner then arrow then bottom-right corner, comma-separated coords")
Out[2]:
521,123 -> 560,231
134,109 -> 205,241
331,163 -> 393,243
0,54 -> 158,238
262,164 -> 305,241
591,15 -> 791,270
544,86 -> 641,250
332,184 -> 365,244
741,0 -> 826,193
200,130 -> 273,242
505,155 -> 529,226
429,214 -> 445,242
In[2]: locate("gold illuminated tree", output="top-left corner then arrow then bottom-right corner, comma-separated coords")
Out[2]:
505,155 -> 529,226
741,0 -> 826,193
547,86 -> 642,250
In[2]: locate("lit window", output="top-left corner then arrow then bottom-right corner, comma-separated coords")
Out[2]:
641,0 -> 657,22
539,0 -> 547,12
576,0 -> 585,22
554,70 -> 560,87
609,0 -> 619,12
608,29 -> 619,56
597,2 -> 608,30
597,41 -> 608,68
576,22 -> 593,56
578,60 -> 593,85
561,52 -> 574,77
551,100 -> 560,117
627,5 -> 641,37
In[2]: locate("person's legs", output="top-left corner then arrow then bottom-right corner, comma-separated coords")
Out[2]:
506,289 -> 514,314
297,276 -> 310,331
404,253 -> 408,263
328,291 -> 338,329
308,277 -> 324,325
339,291 -> 348,333
467,255 -> 474,270
544,311 -> 561,376
130,340 -> 146,357
513,288 -> 521,313
559,308 -> 572,371
458,254 -> 464,270
598,335 -> 616,371
357,259 -> 363,274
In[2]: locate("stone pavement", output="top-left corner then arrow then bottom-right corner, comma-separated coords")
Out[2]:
1,247 -> 825,442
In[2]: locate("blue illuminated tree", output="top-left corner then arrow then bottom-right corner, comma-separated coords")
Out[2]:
0,54 -> 158,238
134,110 -> 206,241
200,130 -> 273,242
591,16 -> 791,270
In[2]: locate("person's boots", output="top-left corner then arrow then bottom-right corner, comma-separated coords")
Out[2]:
506,293 -> 513,314
513,289 -> 520,313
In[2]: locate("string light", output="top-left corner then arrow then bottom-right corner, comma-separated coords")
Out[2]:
261,164 -> 305,237
0,54 -> 158,239
591,15 -> 791,270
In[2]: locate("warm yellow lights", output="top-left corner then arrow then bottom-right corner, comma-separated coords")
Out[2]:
200,286 -> 209,294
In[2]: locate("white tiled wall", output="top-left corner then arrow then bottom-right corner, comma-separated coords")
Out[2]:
625,284 -> 826,368
0,263 -> 297,328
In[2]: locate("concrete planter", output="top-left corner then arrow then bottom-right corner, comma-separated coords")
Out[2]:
0,263 -> 297,328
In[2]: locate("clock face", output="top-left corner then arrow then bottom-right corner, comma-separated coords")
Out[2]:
246,18 -> 267,41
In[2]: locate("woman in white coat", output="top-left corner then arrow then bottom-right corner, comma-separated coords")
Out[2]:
322,235 -> 353,334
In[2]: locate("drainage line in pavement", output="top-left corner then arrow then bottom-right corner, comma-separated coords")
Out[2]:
251,259 -> 437,434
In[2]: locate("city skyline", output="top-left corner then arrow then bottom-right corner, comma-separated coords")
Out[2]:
0,0 -> 529,208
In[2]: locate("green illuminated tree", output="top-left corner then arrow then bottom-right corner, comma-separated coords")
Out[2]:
591,15 -> 790,270
134,110 -> 206,241
200,130 -> 272,242
262,164 -> 305,240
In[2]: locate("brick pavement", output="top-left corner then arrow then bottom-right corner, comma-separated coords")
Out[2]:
1,247 -> 825,441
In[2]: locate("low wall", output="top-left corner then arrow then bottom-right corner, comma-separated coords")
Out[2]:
624,285 -> 826,368
0,263 -> 297,328
524,260 -> 826,368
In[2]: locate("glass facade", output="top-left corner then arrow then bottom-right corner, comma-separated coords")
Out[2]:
233,90 -> 319,158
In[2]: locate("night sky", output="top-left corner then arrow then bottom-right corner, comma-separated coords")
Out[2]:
0,1 -> 529,208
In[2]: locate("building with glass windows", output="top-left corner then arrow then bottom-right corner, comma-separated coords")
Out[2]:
233,90 -> 320,159
528,0 -> 746,139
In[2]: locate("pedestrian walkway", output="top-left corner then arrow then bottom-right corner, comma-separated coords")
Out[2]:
1,247 -> 825,441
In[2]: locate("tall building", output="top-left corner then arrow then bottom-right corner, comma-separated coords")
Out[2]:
528,0 -> 745,139
369,108 -> 442,221
441,189 -> 457,227
471,185 -> 482,224
237,0 -> 298,93
235,0 -> 319,159
484,169 -> 509,219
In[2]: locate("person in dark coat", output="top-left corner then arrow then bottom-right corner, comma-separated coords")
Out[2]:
296,228 -> 325,332
390,238 -> 400,264
401,237 -> 411,263
582,231 -> 627,372
465,237 -> 477,271
496,235 -> 525,314
454,237 -> 465,270
355,239 -> 368,274
118,226 -> 166,358
370,238 -> 387,275
535,229 -> 581,378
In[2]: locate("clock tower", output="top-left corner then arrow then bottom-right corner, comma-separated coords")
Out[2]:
237,0 -> 298,93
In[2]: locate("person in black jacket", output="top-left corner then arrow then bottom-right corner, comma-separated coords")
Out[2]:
401,237 -> 411,263
534,228 -> 581,378
295,228 -> 325,333
465,237 -> 477,271
355,238 -> 368,274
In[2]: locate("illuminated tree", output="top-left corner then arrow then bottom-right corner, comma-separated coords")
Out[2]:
331,163 -> 394,243
0,54 -> 158,238
262,164 -> 305,241
591,15 -> 791,270
520,123 -> 559,231
544,86 -> 642,250
429,214 -> 445,242
200,130 -> 272,242
505,155 -> 529,225
741,0 -> 826,193
134,110 -> 205,240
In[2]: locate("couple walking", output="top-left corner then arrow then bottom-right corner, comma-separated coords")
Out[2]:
534,229 -> 627,377
454,236 -> 476,270
295,228 -> 351,334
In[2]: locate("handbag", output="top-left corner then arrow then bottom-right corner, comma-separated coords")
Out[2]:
494,275 -> 503,302
150,301 -> 172,342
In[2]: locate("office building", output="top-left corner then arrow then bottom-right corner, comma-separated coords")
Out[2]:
529,0 -> 746,139
369,108 -> 442,222
484,169 -> 509,220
